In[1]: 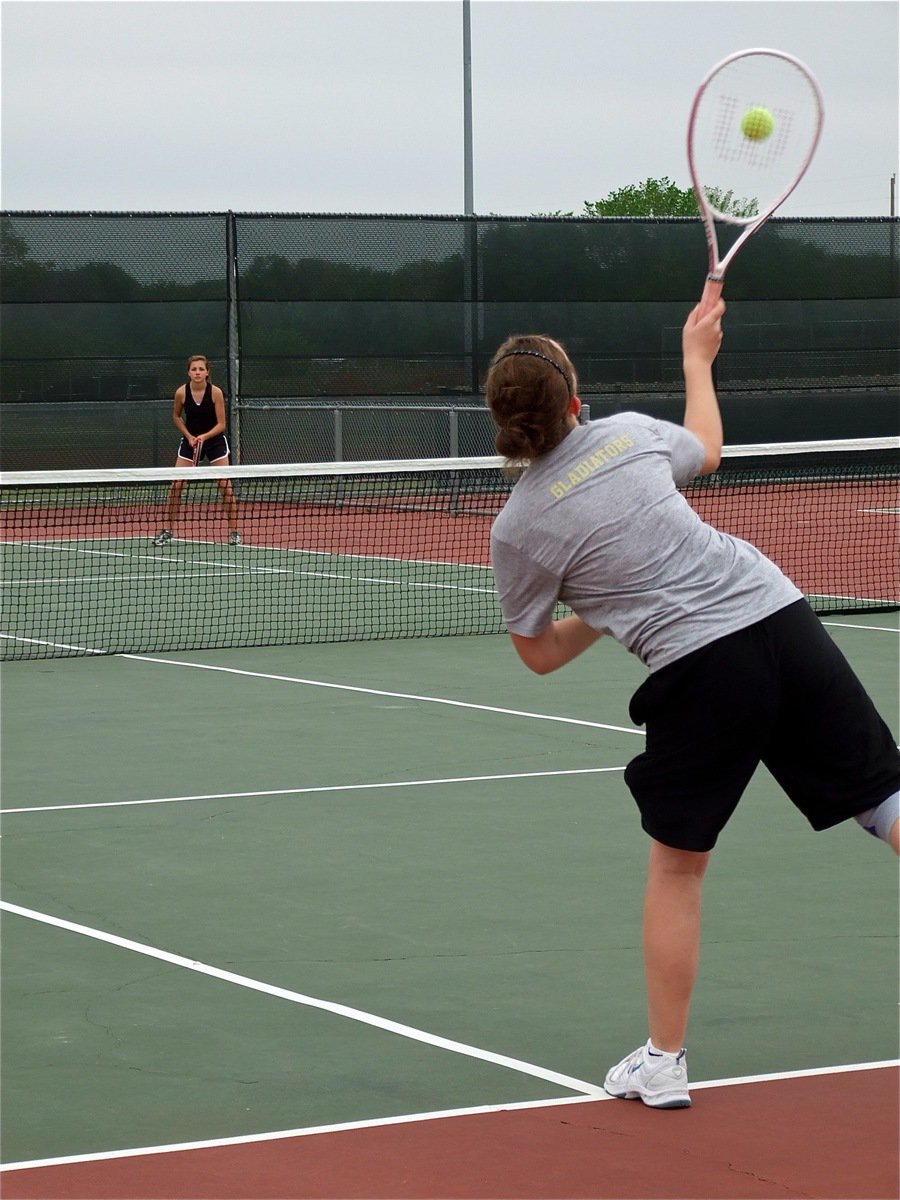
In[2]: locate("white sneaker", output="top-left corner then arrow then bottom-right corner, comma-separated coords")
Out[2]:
228,530 -> 242,546
604,1040 -> 691,1108
152,529 -> 173,546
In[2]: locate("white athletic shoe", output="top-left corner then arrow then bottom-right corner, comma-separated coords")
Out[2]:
228,530 -> 242,546
152,529 -> 173,546
604,1041 -> 691,1109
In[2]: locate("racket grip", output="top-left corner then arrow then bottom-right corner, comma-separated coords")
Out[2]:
698,276 -> 724,317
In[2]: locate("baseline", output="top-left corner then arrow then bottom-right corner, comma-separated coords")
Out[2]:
0,765 -> 628,816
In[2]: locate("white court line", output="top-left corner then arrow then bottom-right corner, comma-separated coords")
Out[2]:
0,639 -> 642,734
0,571 -> 282,585
2,1059 -> 895,1173
118,654 -> 646,736
2,565 -> 490,592
0,633 -> 105,654
5,540 -> 495,590
0,901 -> 606,1100
6,542 -> 256,570
1,534 -> 498,573
822,620 -> 900,633
0,766 -> 627,816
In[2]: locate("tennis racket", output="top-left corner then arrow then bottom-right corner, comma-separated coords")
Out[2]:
687,48 -> 824,314
191,435 -> 202,466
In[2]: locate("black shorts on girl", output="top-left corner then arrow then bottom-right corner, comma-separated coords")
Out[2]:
178,434 -> 230,463
624,599 -> 900,852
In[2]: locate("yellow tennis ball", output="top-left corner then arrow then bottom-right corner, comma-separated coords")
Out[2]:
741,106 -> 774,141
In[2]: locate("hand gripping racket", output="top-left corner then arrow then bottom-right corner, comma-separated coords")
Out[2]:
192,436 -> 202,466
687,48 -> 824,314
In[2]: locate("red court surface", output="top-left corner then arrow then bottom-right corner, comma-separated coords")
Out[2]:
4,1066 -> 897,1200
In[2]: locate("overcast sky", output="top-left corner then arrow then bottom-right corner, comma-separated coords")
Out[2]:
2,0 -> 897,218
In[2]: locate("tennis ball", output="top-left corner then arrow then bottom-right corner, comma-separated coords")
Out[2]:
740,106 -> 774,142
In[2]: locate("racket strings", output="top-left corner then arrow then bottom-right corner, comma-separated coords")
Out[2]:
711,97 -> 795,168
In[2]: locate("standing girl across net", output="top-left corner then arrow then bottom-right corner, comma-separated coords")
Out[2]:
152,355 -> 241,547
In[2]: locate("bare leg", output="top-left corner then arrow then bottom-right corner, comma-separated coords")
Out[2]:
212,458 -> 238,530
643,839 -> 710,1052
217,479 -> 239,528
856,801 -> 900,855
165,475 -> 187,530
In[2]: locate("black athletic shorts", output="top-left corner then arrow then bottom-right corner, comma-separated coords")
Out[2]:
178,434 -> 230,463
623,599 -> 900,852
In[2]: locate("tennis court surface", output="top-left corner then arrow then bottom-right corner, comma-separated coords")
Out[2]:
1,443 -> 898,1198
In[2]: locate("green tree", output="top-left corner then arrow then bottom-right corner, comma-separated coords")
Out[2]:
565,176 -> 757,218
699,187 -> 758,219
0,216 -> 30,265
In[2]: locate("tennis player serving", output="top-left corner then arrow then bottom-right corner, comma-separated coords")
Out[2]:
485,302 -> 900,1110
152,355 -> 241,547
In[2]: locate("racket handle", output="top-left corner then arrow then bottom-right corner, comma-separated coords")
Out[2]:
698,276 -> 724,317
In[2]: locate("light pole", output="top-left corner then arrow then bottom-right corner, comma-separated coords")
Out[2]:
463,0 -> 474,215
462,0 -> 479,396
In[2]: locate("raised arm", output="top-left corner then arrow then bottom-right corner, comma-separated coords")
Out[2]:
682,300 -> 725,475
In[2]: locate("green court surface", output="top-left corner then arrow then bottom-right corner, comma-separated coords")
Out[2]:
0,533 -> 500,653
1,619 -> 898,1165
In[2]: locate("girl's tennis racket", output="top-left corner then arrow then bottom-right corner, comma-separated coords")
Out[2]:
192,436 -> 202,466
687,48 -> 824,314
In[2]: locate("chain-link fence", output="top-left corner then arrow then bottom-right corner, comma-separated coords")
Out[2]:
2,212 -> 897,468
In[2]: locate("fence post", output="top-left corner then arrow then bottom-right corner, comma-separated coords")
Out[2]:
464,217 -> 480,396
449,408 -> 459,457
226,212 -> 242,462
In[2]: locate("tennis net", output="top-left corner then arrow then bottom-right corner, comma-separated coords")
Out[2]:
1,437 -> 897,660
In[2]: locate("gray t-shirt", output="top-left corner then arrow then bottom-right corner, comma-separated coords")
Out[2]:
490,413 -> 802,671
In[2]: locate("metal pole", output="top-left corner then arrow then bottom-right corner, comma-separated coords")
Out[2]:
891,173 -> 896,217
463,0 -> 474,215
462,0 -> 480,396
226,212 -> 242,462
